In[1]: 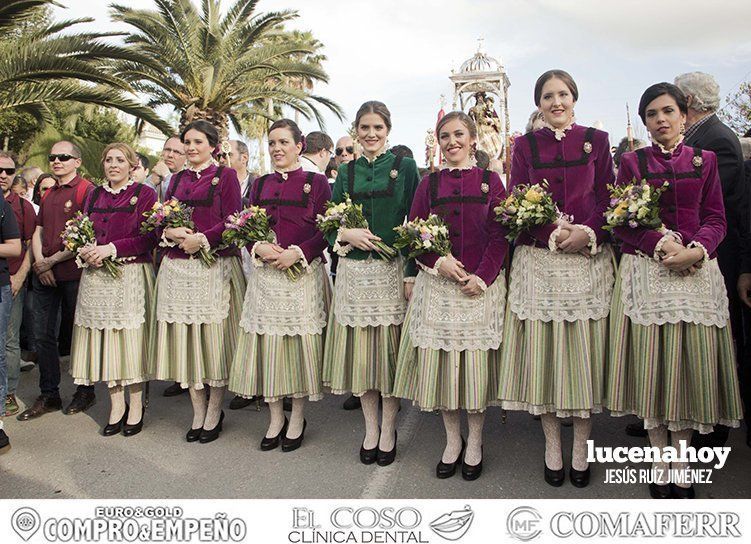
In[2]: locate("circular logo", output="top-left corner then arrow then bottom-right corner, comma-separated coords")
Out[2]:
11,507 -> 41,541
507,506 -> 542,542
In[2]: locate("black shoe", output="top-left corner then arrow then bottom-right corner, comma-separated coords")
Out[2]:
649,483 -> 672,499
283,397 -> 293,412
343,395 -> 361,410
163,382 -> 186,397
360,428 -> 380,465
544,462 -> 565,487
122,408 -> 145,437
0,429 -> 9,450
186,427 -> 203,442
261,417 -> 288,451
671,484 -> 695,499
376,430 -> 397,466
103,405 -> 129,436
16,395 -> 62,421
63,391 -> 96,415
229,395 -> 259,410
570,465 -> 591,488
199,411 -> 225,444
282,419 -> 307,452
625,422 -> 648,437
437,438 -> 465,479
461,446 -> 483,481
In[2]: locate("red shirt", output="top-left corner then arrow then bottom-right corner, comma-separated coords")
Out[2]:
36,175 -> 93,281
5,192 -> 36,276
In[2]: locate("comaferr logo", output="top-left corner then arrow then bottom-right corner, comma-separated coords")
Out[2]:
507,506 -> 542,542
429,506 -> 474,541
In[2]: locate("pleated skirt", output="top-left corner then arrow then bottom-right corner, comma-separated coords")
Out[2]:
70,264 -> 155,387
154,257 -> 246,389
604,266 -> 743,433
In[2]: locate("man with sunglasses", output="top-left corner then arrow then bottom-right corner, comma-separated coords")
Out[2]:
147,136 -> 186,201
334,136 -> 357,167
17,141 -> 95,421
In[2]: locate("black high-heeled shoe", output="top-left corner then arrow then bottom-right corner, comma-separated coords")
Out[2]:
103,405 -> 129,437
544,461 -> 565,487
199,410 -> 225,444
670,483 -> 695,499
186,427 -> 203,442
376,430 -> 397,466
122,408 -> 145,437
461,445 -> 483,481
261,417 -> 288,451
282,419 -> 307,452
360,427 -> 380,465
569,465 -> 591,488
436,437 -> 465,479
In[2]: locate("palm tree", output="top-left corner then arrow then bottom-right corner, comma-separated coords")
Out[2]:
0,0 -> 172,135
111,0 -> 343,139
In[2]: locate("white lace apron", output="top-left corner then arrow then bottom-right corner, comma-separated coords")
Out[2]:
620,254 -> 729,328
409,270 -> 506,352
239,259 -> 328,337
509,245 -> 615,322
74,263 -> 146,330
334,256 -> 407,327
156,256 -> 231,325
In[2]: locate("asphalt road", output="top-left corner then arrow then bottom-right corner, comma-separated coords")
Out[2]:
1,361 -> 749,500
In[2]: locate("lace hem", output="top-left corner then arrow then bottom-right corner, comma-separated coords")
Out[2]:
608,410 -> 740,435
548,226 -> 563,252
181,380 -> 228,390
333,228 -> 354,257
159,229 -> 177,248
576,224 -> 599,255
156,257 -> 232,325
195,232 -> 211,252
261,392 -> 324,403
391,397 -> 501,414
500,400 -> 602,418
74,376 -> 149,387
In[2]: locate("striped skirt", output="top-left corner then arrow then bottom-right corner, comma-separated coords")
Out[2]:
604,265 -> 743,433
154,257 -> 245,389
322,297 -> 401,396
497,305 -> 607,418
391,304 -> 501,413
71,264 -> 155,387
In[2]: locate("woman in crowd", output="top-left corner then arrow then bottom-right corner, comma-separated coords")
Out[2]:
497,69 -> 616,488
155,120 -> 244,444
31,173 -> 56,207
71,143 -> 158,436
323,101 -> 420,465
229,119 -> 330,452
393,112 -> 507,480
605,82 -> 743,499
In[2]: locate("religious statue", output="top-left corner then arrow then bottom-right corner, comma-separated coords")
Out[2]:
469,92 -> 503,160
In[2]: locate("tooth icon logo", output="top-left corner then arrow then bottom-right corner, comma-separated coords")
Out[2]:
429,505 -> 474,541
11,507 -> 41,542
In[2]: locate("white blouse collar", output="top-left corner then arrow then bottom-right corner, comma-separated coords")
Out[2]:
103,178 -> 135,195
544,117 -> 576,141
187,159 -> 216,175
654,134 -> 684,156
361,143 -> 389,164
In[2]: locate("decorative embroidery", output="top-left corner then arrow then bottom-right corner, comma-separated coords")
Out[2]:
390,169 -> 398,179
334,256 -> 407,327
156,257 -> 231,324
692,155 -> 703,167
129,196 -> 138,205
102,178 -> 135,195
211,177 -> 219,186
583,142 -> 592,154
303,183 -> 311,194
481,183 -> 489,193
74,264 -> 146,330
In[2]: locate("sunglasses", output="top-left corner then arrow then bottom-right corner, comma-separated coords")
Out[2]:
335,146 -> 354,156
0,167 -> 16,175
48,154 -> 78,163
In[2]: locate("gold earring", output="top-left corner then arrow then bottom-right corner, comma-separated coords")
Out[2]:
680,122 -> 686,134
470,143 -> 477,159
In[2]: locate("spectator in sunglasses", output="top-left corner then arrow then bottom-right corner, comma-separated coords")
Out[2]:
334,136 -> 357,167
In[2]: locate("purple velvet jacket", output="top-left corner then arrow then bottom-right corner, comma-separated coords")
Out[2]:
84,182 -> 158,264
510,124 -> 614,247
164,164 -> 241,259
409,167 -> 508,287
250,168 -> 331,263
613,143 -> 726,258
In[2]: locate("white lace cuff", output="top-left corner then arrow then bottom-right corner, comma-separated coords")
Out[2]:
476,276 -> 488,292
548,226 -> 563,252
250,241 -> 266,268
107,243 -> 117,260
688,241 -> 710,264
575,224 -> 599,255
653,233 -> 674,261
195,232 -> 211,252
333,228 -> 353,257
159,230 -> 178,248
288,245 -> 310,271
75,252 -> 88,269
403,277 -> 416,284
426,256 -> 447,276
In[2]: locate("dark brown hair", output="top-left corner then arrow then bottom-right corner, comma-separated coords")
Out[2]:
355,101 -> 392,132
180,120 -> 220,147
435,111 -> 477,139
637,82 -> 688,124
533,70 -> 579,106
268,118 -> 303,145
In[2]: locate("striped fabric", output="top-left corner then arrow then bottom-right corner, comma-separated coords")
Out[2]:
605,263 -> 743,433
323,297 -> 401,396
70,264 -> 155,386
154,257 -> 245,389
392,305 -> 501,412
497,303 -> 607,418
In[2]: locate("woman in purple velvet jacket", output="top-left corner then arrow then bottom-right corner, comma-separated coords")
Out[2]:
497,70 -> 616,489
229,119 -> 331,453
71,143 -> 158,437
605,83 -> 743,499
154,120 -> 245,444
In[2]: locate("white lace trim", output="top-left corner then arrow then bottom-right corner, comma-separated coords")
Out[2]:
239,259 -> 328,336
362,144 -> 389,163
108,243 -> 117,259
181,380 -> 228,390
156,256 -> 231,325
548,226 -> 563,251
608,411 -> 740,435
420,256 -> 447,277
195,232 -> 210,252
250,241 -> 265,267
653,233 -> 674,260
74,376 -> 148,387
288,244 -> 310,271
688,241 -> 709,264
576,224 -> 599,255
475,275 -> 488,292
102,178 -> 135,195
333,228 -> 354,257
543,118 -> 576,140
409,270 -> 506,352
403,277 -> 416,284
619,254 -> 729,328
74,263 -> 147,330
159,229 -> 178,248
334,256 -> 407,327
187,159 -> 215,174
508,245 -> 615,322
500,400 -> 602,418
654,135 -> 684,156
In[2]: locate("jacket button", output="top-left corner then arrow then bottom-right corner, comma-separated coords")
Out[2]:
556,177 -> 563,183
453,209 -> 460,216
103,217 -> 108,223
367,176 -> 372,181
453,189 -> 460,195
274,192 -> 280,197
270,205 -> 277,211
668,205 -> 676,212
366,191 -> 373,197
555,154 -> 563,162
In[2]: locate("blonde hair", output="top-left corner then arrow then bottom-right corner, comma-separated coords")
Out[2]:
101,142 -> 138,168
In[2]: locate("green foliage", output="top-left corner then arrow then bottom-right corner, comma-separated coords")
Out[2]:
720,81 -> 751,136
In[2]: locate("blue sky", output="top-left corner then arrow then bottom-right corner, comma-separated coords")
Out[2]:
58,0 -> 751,166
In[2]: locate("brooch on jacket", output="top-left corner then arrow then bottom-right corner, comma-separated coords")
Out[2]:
130,196 -> 138,205
64,200 -> 72,212
390,169 -> 398,179
481,183 -> 489,193
583,142 -> 592,154
211,177 -> 219,186
303,183 -> 311,194
693,155 -> 703,167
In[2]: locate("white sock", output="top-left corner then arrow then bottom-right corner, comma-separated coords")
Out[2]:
647,425 -> 669,485
204,386 -> 225,430
188,386 -> 207,430
441,410 -> 463,463
287,397 -> 307,439
541,413 -> 563,470
361,391 -> 380,449
465,412 -> 485,466
671,429 -> 693,488
572,416 -> 592,471
109,385 -> 126,424
379,396 -> 400,452
126,383 -> 143,425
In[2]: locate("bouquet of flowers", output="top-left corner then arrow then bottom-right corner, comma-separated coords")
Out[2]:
603,178 -> 668,232
141,198 -> 215,267
316,193 -> 397,259
61,212 -> 121,278
493,181 -> 560,241
222,206 -> 303,281
392,214 -> 452,259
